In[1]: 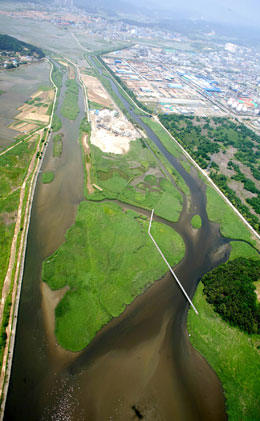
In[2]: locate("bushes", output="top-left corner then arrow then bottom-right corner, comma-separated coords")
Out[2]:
202,258 -> 260,334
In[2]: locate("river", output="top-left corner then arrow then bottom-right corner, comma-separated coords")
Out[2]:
4,59 -> 229,420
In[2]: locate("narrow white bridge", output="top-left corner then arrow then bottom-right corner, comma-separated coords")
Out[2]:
148,209 -> 198,315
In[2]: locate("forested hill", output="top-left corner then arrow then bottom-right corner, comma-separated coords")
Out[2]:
0,34 -> 45,58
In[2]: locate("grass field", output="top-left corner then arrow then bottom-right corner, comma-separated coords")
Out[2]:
187,282 -> 260,421
42,201 -> 185,351
88,139 -> 183,222
61,79 -> 79,120
42,171 -> 54,184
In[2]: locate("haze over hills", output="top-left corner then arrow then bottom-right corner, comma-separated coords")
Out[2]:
1,0 -> 260,41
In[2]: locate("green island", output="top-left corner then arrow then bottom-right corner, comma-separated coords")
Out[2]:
191,214 -> 202,229
61,79 -> 79,120
52,133 -> 63,157
42,201 -> 185,351
42,171 -> 54,184
51,114 -> 62,132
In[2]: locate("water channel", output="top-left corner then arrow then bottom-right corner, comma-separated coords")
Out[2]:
5,59 -> 230,420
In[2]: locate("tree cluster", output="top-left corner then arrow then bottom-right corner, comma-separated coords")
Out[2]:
202,258 -> 260,334
0,34 -> 45,58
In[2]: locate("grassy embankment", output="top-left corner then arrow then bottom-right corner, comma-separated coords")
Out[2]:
52,133 -> 63,157
42,171 -> 54,184
42,201 -> 185,351
60,79 -> 79,120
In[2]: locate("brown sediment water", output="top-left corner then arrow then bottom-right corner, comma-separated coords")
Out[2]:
4,63 -> 229,420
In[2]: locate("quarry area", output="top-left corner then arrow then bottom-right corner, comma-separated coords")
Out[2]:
90,108 -> 140,154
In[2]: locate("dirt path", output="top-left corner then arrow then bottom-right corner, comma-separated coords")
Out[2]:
82,134 -> 94,194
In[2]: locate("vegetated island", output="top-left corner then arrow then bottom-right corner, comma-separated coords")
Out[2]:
191,214 -> 202,229
42,171 -> 54,184
0,34 -> 45,69
42,201 -> 185,351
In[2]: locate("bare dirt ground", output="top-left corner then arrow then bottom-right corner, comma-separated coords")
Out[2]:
68,65 -> 75,80
90,108 -> 139,155
212,147 -> 236,177
9,89 -> 53,127
9,121 -> 38,133
9,89 -> 54,131
82,134 -> 95,194
81,74 -> 114,108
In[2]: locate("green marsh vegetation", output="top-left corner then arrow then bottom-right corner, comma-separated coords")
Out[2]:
42,201 -> 185,351
52,133 -> 63,158
206,186 -> 257,246
42,171 -> 54,184
88,139 -> 183,223
51,62 -> 63,92
51,114 -> 62,132
141,117 -> 181,159
61,79 -> 79,120
229,241 -> 260,260
191,215 -> 202,229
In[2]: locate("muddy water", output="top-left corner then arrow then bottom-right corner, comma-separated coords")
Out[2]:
5,61 -> 229,420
